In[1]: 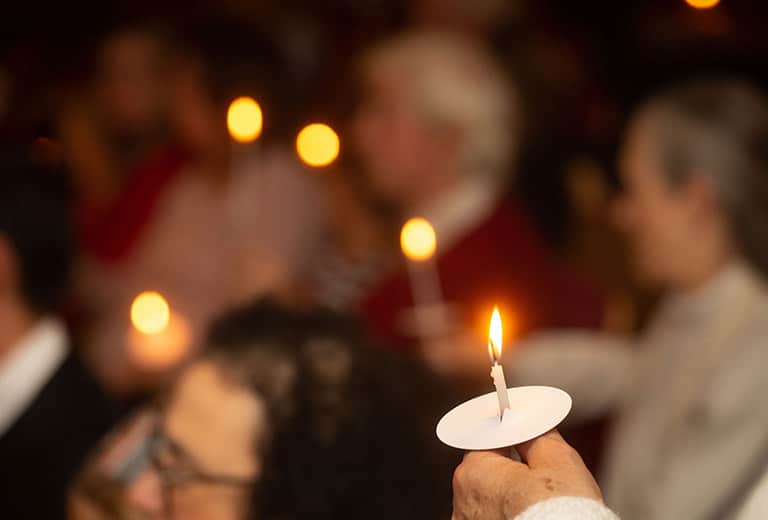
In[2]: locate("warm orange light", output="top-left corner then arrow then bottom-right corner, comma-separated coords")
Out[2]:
400,217 -> 437,261
128,311 -> 191,369
488,306 -> 503,362
130,291 -> 170,335
227,97 -> 263,143
684,0 -> 720,9
296,123 -> 340,167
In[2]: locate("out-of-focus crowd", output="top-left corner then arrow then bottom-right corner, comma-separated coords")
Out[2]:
2,1 -> 768,519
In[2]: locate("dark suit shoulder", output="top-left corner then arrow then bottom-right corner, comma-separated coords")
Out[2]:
0,351 -> 119,519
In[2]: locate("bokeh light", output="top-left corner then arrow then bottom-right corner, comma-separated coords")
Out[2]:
400,217 -> 437,262
227,96 -> 263,143
296,123 -> 340,167
130,291 -> 170,335
684,0 -> 720,9
128,311 -> 191,369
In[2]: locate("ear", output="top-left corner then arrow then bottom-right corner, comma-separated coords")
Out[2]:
685,174 -> 721,219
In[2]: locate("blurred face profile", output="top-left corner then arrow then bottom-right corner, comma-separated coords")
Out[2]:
613,114 -> 705,288
96,30 -> 168,134
125,361 -> 263,519
352,69 -> 450,210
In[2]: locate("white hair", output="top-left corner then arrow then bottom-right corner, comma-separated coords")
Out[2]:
361,30 -> 519,183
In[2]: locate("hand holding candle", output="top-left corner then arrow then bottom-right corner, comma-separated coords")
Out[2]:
436,305 -> 572,450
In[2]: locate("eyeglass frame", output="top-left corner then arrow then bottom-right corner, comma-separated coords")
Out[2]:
147,415 -> 256,517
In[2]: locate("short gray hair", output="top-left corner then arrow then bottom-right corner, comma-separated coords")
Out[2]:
360,30 -> 519,182
641,80 -> 768,279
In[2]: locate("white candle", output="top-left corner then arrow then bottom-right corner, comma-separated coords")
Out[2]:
488,307 -> 510,419
490,361 -> 510,417
400,218 -> 444,342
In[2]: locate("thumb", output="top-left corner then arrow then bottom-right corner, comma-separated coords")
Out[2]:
463,447 -> 510,458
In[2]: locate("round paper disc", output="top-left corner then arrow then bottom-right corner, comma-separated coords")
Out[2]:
436,386 -> 572,450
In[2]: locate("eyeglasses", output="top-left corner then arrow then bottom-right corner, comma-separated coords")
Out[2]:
148,427 -> 255,487
147,421 -> 255,518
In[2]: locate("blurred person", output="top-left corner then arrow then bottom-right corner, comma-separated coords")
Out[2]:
0,146 -> 118,518
508,80 -> 768,519
170,20 -> 326,300
58,23 -> 179,262
62,22 -> 196,394
346,29 -> 607,472
71,300 -> 454,519
351,30 -> 603,354
75,21 -> 326,395
305,165 -> 392,311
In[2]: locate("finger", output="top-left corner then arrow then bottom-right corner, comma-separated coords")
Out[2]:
453,451 -> 528,509
461,449 -> 523,469
456,451 -> 528,487
514,429 -> 584,470
462,448 -> 509,461
514,429 -> 565,461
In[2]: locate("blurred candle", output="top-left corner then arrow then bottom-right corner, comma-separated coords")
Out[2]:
227,97 -> 263,143
488,306 -> 510,418
400,217 -> 443,341
130,291 -> 170,335
128,311 -> 191,370
129,291 -> 191,369
227,96 -> 266,256
684,0 -> 719,9
296,123 -> 340,167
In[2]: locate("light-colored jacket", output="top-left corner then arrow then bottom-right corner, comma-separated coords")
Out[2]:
508,262 -> 768,520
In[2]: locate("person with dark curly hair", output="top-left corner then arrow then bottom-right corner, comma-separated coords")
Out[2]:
72,300 -> 456,519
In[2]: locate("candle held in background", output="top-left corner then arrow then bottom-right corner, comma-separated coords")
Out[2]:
400,217 -> 444,341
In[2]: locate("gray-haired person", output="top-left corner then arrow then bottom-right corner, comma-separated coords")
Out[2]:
480,79 -> 768,520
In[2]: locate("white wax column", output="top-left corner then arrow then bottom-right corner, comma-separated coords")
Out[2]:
405,257 -> 444,341
405,257 -> 443,309
490,361 -> 510,417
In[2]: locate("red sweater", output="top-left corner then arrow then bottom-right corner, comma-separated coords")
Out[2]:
77,146 -> 188,264
360,199 -> 603,349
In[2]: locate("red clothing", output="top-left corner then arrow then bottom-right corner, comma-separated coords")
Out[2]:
360,199 -> 603,349
76,147 -> 188,264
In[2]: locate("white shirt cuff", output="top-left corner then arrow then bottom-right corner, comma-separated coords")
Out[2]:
513,497 -> 619,520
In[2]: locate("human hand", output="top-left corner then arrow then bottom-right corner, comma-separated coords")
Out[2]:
451,430 -> 603,520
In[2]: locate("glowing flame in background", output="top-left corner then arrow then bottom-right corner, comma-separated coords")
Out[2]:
400,217 -> 437,262
130,291 -> 170,335
684,0 -> 720,9
227,96 -> 263,143
296,123 -> 340,167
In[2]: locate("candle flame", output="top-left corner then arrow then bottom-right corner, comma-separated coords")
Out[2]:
400,217 -> 437,261
296,123 -> 340,167
488,306 -> 502,363
685,0 -> 719,9
227,96 -> 263,143
131,291 -> 170,335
